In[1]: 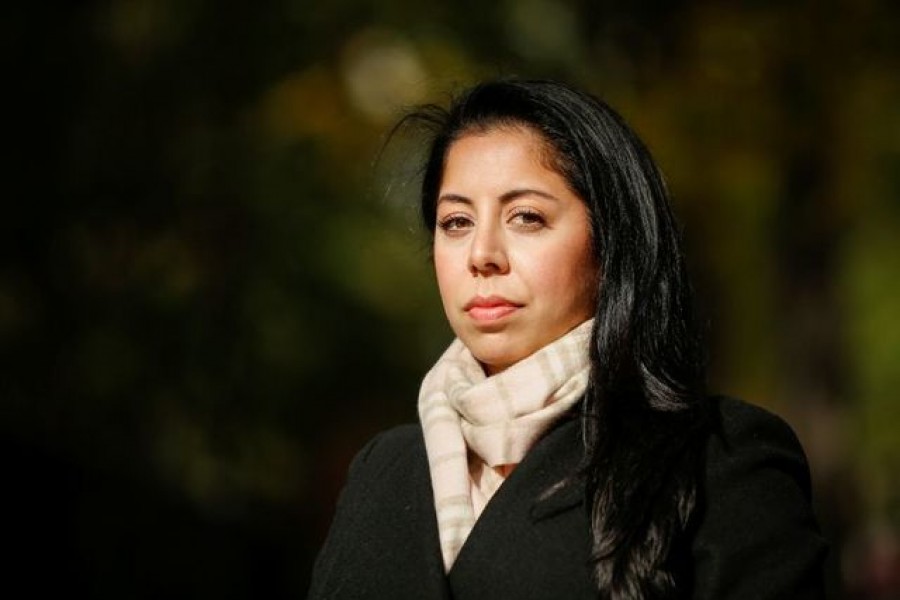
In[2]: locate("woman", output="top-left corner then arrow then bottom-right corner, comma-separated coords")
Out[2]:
308,79 -> 827,599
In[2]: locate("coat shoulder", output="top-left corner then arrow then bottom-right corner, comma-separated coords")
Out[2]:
705,395 -> 814,496
347,424 -> 423,480
364,423 -> 423,456
712,395 -> 805,447
690,395 -> 827,599
308,423 -> 446,599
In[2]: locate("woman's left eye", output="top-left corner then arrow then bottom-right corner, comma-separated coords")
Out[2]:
509,210 -> 546,229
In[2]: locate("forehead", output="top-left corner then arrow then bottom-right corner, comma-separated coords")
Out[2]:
442,125 -> 561,178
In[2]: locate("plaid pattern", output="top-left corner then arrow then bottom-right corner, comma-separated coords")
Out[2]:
418,319 -> 593,571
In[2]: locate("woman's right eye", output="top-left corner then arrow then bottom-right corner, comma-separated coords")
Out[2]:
437,215 -> 473,233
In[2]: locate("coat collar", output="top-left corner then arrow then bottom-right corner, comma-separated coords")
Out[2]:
524,417 -> 586,521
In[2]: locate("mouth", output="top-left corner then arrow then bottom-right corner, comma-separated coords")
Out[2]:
463,295 -> 523,323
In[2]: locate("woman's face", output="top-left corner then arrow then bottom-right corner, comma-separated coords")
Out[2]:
433,126 -> 598,375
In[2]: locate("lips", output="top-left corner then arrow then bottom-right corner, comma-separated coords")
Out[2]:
464,295 -> 523,323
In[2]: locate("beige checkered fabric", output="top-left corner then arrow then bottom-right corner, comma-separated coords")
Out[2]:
418,319 -> 593,571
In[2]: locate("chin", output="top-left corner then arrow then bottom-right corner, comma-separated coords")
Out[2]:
469,343 -> 531,376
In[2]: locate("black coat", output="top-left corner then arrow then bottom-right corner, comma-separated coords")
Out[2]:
308,397 -> 827,599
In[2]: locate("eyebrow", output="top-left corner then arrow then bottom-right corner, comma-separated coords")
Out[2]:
436,188 -> 561,206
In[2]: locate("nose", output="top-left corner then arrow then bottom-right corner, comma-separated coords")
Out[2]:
468,224 -> 509,276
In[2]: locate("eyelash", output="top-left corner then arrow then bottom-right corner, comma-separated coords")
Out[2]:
509,208 -> 546,229
436,208 -> 548,233
437,214 -> 473,232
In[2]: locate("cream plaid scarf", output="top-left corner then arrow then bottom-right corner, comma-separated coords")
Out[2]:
418,319 -> 593,571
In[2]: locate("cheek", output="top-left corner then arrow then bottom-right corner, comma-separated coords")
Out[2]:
433,246 -> 461,304
571,250 -> 600,312
530,242 -> 596,303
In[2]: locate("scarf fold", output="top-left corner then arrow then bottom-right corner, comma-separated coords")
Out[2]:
418,319 -> 593,571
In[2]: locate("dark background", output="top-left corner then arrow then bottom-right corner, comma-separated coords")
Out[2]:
4,1 -> 899,597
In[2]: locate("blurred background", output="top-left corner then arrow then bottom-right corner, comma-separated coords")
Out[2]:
3,1 -> 899,597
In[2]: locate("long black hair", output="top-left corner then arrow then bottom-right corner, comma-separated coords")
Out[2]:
398,79 -> 710,598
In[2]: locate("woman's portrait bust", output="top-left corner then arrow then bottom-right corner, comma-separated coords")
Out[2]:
307,79 -> 827,599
